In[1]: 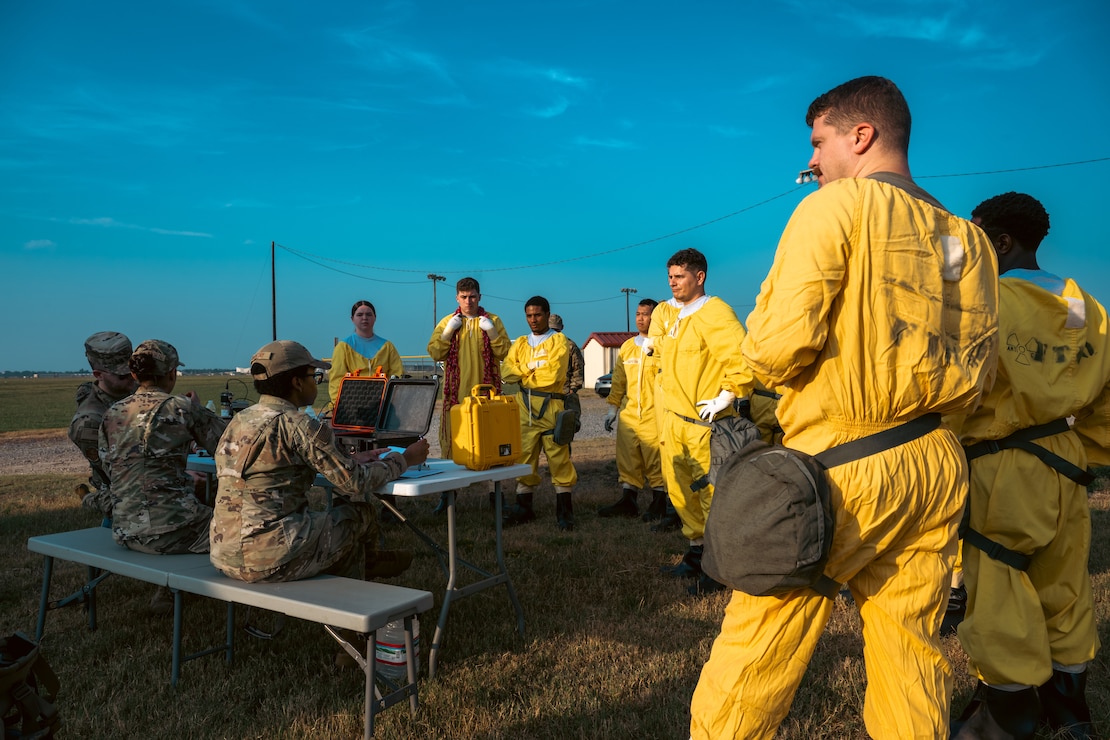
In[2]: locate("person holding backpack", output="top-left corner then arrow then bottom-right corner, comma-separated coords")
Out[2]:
949,193 -> 1106,739
689,76 -> 999,739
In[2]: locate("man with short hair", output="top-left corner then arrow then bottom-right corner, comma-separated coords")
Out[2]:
69,331 -> 137,518
598,298 -> 666,519
690,76 -> 999,739
427,277 -> 511,513
951,192 -> 1107,739
501,296 -> 578,530
211,340 -> 428,583
651,248 -> 754,596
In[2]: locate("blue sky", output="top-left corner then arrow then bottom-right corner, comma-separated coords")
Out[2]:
3,0 -> 1109,372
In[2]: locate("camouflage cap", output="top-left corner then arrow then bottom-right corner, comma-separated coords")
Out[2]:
132,339 -> 184,375
84,331 -> 133,375
251,340 -> 329,380
548,314 -> 564,331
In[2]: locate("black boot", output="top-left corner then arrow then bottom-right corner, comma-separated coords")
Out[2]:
642,488 -> 667,522
688,573 -> 727,597
952,683 -> 1040,740
661,544 -> 703,579
598,488 -> 638,518
1039,669 -> 1098,739
503,492 -> 536,526
940,584 -> 967,637
432,491 -> 450,515
651,498 -> 681,533
556,491 -> 574,531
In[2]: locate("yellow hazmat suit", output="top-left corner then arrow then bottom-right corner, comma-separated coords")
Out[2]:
501,331 -> 577,492
609,334 -> 664,490
690,177 -> 999,740
649,296 -> 754,542
427,312 -> 511,456
955,273 -> 1109,687
327,336 -> 404,408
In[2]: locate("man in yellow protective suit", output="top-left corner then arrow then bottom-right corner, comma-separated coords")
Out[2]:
501,296 -> 577,530
950,193 -> 1106,740
598,297 -> 666,519
651,248 -> 755,596
689,76 -> 999,739
427,277 -> 511,513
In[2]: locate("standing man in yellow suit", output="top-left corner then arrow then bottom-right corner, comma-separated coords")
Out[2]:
652,248 -> 754,596
598,297 -> 666,519
427,277 -> 511,513
951,193 -> 1106,739
501,296 -> 577,530
690,76 -> 999,739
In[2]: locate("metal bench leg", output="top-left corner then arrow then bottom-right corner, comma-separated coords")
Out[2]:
35,556 -> 53,641
172,589 -> 184,687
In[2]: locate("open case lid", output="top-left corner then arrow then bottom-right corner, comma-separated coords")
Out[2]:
331,372 -> 439,436
378,378 -> 439,437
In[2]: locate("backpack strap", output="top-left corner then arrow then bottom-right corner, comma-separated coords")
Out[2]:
963,418 -> 1094,486
960,417 -> 1088,571
815,413 -> 942,469
806,414 -> 941,599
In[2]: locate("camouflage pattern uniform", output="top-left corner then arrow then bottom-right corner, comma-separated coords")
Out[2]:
69,331 -> 135,516
68,381 -> 126,515
99,389 -> 227,554
210,395 -> 408,583
550,314 -> 585,433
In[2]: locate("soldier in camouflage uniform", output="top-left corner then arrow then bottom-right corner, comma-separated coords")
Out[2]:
68,331 -> 137,519
99,339 -> 227,555
210,340 -> 430,583
549,314 -> 584,434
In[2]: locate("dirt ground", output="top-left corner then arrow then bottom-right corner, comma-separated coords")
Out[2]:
0,391 -> 615,477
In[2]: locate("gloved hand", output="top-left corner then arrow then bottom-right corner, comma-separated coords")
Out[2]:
527,359 -> 546,370
641,337 -> 655,355
604,406 -> 617,433
696,390 -> 736,422
442,314 -> 464,338
478,316 -> 495,333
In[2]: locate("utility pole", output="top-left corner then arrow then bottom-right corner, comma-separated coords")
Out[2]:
621,287 -> 638,332
428,274 -> 446,326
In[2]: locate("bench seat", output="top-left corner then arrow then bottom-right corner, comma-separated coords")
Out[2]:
28,527 -> 432,739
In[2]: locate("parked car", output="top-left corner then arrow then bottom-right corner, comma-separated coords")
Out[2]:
595,373 -> 612,398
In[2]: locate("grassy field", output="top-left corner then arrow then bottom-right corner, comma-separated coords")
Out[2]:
2,385 -> 1108,738
0,375 -> 265,433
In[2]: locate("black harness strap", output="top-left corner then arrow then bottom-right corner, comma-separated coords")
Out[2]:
961,417 -> 1091,571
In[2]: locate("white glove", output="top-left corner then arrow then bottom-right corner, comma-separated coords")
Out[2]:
478,316 -> 495,333
641,337 -> 655,355
442,314 -> 464,338
604,406 -> 617,433
696,390 -> 736,422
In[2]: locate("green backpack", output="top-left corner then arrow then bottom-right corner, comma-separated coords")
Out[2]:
1,632 -> 61,738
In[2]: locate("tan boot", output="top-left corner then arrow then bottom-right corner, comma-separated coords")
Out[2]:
148,586 -> 174,617
365,549 -> 414,579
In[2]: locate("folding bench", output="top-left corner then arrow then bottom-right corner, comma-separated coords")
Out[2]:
28,527 -> 433,739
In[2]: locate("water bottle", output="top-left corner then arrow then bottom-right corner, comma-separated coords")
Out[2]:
374,617 -> 420,682
205,400 -> 217,413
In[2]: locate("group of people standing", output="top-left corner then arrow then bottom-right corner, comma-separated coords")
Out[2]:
67,74 -> 1106,739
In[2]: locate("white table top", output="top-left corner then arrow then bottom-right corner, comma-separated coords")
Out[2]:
188,455 -> 529,498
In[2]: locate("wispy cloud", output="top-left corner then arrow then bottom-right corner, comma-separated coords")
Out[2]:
573,136 -> 636,150
24,239 -> 55,250
528,97 -> 569,119
64,217 -> 213,238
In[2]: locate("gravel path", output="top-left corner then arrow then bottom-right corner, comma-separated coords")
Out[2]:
0,392 -> 614,477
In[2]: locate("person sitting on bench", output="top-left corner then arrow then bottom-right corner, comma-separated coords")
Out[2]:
209,340 -> 429,585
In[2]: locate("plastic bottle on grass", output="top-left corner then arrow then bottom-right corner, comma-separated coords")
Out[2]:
375,617 -> 420,681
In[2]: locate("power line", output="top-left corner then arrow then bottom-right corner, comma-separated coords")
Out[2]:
277,156 -> 1110,278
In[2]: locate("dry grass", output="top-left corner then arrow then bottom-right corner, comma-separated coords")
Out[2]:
3,431 -> 1110,737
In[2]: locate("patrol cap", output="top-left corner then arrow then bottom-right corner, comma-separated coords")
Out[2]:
84,331 -> 133,375
250,340 -> 329,380
131,339 -> 184,376
549,314 -> 564,331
